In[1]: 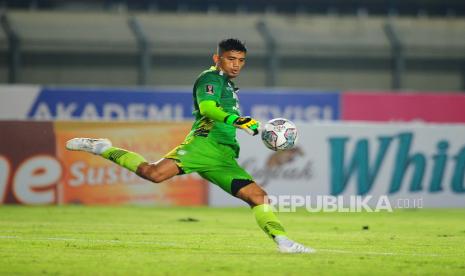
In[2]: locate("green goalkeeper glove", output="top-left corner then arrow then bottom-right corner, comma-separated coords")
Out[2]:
224,114 -> 260,136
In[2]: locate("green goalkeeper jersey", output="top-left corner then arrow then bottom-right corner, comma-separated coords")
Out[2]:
189,66 -> 241,154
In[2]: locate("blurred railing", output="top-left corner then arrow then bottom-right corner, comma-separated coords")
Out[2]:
0,11 -> 464,91
2,0 -> 465,16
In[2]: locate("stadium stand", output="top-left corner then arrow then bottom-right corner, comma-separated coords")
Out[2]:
392,18 -> 465,90
2,0 -> 465,17
135,13 -> 268,86
0,14 -> 7,83
262,16 -> 392,89
4,11 -> 139,85
0,10 -> 464,90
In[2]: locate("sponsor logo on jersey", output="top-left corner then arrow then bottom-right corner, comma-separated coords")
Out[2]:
206,85 -> 215,95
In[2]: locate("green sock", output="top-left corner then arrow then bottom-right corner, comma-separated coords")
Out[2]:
252,204 -> 287,239
101,147 -> 146,173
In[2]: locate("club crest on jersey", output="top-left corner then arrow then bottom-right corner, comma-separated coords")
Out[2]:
206,85 -> 215,95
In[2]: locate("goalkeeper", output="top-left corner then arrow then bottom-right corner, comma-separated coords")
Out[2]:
66,38 -> 314,254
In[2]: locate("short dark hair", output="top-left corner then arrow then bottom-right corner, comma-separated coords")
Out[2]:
217,38 -> 247,55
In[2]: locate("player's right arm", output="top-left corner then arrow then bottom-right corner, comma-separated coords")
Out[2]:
199,101 -> 260,136
195,76 -> 259,136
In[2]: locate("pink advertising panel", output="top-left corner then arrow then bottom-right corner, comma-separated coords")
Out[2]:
342,92 -> 465,123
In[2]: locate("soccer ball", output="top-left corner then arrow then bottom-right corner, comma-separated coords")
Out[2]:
261,118 -> 298,151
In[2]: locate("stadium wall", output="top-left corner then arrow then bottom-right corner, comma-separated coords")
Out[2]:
1,85 -> 464,207
1,120 -> 464,207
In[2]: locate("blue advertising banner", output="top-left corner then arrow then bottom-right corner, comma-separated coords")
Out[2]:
26,87 -> 340,122
27,87 -> 192,121
240,89 -> 339,122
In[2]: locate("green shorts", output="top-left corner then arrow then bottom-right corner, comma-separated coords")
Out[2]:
164,136 -> 254,195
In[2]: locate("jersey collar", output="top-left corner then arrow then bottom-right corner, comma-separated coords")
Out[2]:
210,66 -> 229,81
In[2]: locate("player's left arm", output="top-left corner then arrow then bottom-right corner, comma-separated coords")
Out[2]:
198,100 -> 229,122
199,100 -> 260,136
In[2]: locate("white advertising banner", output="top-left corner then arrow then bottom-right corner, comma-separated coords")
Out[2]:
0,85 -> 41,120
209,122 -> 465,208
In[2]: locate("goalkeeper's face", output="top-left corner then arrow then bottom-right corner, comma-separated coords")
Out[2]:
214,50 -> 246,79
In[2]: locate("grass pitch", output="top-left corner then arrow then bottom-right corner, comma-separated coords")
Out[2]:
0,206 -> 464,275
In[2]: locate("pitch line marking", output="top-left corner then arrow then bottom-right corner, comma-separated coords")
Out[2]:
0,235 -> 178,246
317,248 -> 442,257
0,236 -> 449,257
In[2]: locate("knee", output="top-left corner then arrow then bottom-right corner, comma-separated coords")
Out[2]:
247,190 -> 269,206
236,184 -> 269,207
137,164 -> 164,183
149,171 -> 164,183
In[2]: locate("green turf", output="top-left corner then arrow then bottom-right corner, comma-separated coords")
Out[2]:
0,206 -> 464,275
